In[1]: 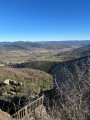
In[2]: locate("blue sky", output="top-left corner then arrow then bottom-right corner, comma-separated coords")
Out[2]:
0,0 -> 90,42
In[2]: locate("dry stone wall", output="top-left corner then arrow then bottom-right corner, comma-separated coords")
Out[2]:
12,95 -> 44,120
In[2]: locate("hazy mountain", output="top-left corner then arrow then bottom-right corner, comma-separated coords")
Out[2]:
0,41 -> 41,50
36,40 -> 90,46
1,40 -> 88,50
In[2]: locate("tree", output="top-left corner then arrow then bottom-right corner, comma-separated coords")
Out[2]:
47,58 -> 90,120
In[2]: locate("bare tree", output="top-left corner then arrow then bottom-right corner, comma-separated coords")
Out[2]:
46,58 -> 90,120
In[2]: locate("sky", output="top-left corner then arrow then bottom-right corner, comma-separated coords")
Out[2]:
0,0 -> 90,42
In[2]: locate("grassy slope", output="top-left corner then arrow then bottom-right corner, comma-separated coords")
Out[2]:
0,67 -> 53,96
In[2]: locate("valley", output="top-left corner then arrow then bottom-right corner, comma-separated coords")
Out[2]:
0,40 -> 90,120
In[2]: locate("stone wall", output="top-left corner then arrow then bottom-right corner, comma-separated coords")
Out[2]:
12,95 -> 44,120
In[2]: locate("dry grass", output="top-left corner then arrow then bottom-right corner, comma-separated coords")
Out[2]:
0,67 -> 53,96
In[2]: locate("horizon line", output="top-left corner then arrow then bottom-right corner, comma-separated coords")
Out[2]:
0,40 -> 90,42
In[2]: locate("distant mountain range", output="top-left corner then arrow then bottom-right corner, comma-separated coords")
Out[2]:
0,40 -> 90,50
36,40 -> 90,45
0,41 -> 72,50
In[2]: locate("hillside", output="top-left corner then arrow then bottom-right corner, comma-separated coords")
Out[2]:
9,44 -> 90,74
0,67 -> 52,115
0,67 -> 52,95
46,56 -> 90,120
10,61 -> 60,73
55,45 -> 90,61
51,56 -> 89,84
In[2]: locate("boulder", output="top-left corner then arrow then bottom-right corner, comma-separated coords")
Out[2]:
17,82 -> 22,86
2,79 -> 10,85
2,79 -> 22,88
2,79 -> 17,86
9,80 -> 16,85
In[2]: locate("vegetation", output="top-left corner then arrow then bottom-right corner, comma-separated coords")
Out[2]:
0,41 -> 89,63
11,61 -> 60,73
55,45 -> 90,61
0,67 -> 53,96
44,58 -> 90,120
0,41 -> 90,119
0,60 -> 2,64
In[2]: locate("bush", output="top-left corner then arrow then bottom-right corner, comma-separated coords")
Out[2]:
47,58 -> 90,120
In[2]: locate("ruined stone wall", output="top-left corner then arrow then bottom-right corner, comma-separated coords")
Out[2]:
12,95 -> 44,120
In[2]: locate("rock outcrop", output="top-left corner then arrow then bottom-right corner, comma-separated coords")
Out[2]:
2,79 -> 22,86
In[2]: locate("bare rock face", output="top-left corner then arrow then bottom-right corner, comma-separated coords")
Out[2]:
0,109 -> 13,120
